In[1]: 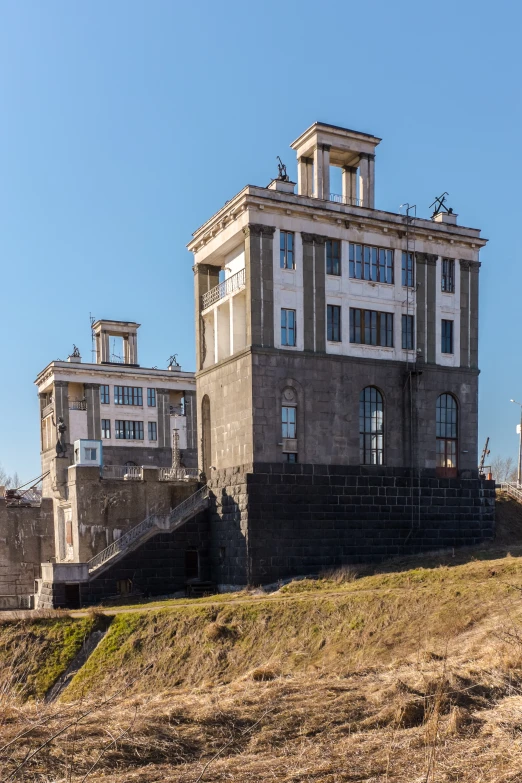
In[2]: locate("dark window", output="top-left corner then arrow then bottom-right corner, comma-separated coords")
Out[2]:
441,258 -> 455,293
147,388 -> 156,407
327,304 -> 341,342
101,419 -> 111,439
100,385 -> 110,405
326,239 -> 341,276
436,394 -> 458,472
359,386 -> 384,465
115,420 -> 144,440
401,314 -> 414,350
349,243 -> 393,283
285,453 -> 297,463
350,309 -> 393,347
185,550 -> 199,580
402,251 -> 414,287
282,406 -> 296,439
281,308 -> 296,346
148,421 -> 157,441
280,231 -> 295,270
441,320 -> 454,354
114,386 -> 143,406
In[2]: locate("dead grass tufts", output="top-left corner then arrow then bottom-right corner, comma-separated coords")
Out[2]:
251,666 -> 279,681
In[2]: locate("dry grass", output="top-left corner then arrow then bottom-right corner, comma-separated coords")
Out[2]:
2,493 -> 522,780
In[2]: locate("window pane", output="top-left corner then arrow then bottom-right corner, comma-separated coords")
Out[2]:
349,243 -> 355,278
355,244 -> 362,278
359,386 -> 384,464
363,246 -> 371,280
371,247 -> 378,281
386,250 -> 393,283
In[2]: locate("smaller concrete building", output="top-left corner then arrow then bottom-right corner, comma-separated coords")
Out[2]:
35,319 -> 197,500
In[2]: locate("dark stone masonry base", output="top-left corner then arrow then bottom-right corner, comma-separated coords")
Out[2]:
207,463 -> 496,586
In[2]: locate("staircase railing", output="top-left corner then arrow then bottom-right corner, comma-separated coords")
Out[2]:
501,481 -> 522,503
87,485 -> 210,574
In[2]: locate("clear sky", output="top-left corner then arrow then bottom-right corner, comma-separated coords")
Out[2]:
0,0 -> 520,482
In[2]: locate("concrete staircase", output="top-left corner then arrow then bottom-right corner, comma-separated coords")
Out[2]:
87,485 -> 210,578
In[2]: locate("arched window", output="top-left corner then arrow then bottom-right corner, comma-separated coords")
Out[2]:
436,394 -> 458,475
359,387 -> 384,465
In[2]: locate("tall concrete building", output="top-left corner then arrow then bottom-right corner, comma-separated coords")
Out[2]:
189,122 -> 494,586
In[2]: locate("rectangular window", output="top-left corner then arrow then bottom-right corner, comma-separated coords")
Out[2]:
115,420 -> 144,439
441,258 -> 455,293
285,453 -> 297,463
282,406 -> 296,439
441,319 -> 454,354
281,308 -> 296,346
100,385 -> 110,405
101,419 -> 111,439
85,447 -> 97,461
402,251 -> 414,287
280,231 -> 295,270
349,243 -> 393,283
401,314 -> 414,350
114,386 -> 143,406
148,421 -> 157,441
350,309 -> 393,347
326,239 -> 341,276
327,304 -> 341,342
147,388 -> 156,407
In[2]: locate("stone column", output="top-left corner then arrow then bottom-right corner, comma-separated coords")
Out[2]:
425,255 -> 437,364
469,261 -> 480,369
297,157 -> 313,196
84,383 -> 101,440
125,332 -> 138,365
342,166 -> 357,205
460,260 -> 480,369
368,154 -> 375,208
322,145 -> 330,200
243,224 -> 275,348
358,155 -> 370,207
156,389 -> 171,449
184,390 -> 197,450
302,233 -> 326,353
194,263 -> 220,370
53,381 -> 70,443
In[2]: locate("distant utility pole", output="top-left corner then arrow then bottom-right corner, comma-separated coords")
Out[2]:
510,399 -> 522,485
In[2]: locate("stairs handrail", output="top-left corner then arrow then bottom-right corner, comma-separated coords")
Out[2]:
88,484 -> 210,573
501,481 -> 522,504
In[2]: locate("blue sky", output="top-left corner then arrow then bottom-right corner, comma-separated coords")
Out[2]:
0,0 -> 520,481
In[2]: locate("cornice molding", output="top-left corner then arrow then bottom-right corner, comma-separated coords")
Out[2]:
242,224 -> 276,238
301,232 -> 328,245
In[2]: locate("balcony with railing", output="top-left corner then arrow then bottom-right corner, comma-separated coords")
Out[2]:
69,399 -> 87,411
202,267 -> 245,310
102,465 -> 143,481
328,193 -> 362,207
159,467 -> 199,482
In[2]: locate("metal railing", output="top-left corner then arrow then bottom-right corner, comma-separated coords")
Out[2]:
501,482 -> 522,503
88,484 -> 210,573
202,268 -> 246,310
42,403 -> 54,419
329,193 -> 363,207
69,399 -> 87,411
102,465 -> 143,481
159,467 -> 200,481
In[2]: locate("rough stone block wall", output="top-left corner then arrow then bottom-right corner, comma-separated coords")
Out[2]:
0,499 -> 54,608
207,463 -> 495,586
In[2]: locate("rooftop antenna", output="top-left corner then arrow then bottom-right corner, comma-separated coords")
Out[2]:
89,313 -> 96,362
429,192 -> 453,218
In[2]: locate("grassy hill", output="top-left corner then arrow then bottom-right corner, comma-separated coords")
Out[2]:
2,492 -> 522,781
